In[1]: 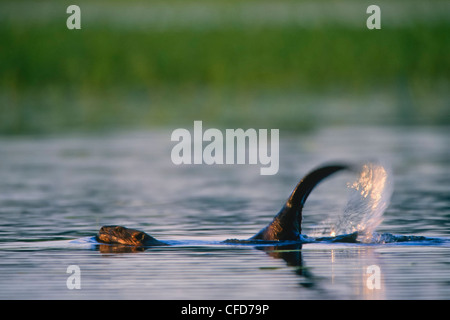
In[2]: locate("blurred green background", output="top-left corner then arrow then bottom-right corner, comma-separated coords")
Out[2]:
0,0 -> 449,134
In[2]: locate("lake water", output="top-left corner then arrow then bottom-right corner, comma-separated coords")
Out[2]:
0,126 -> 449,300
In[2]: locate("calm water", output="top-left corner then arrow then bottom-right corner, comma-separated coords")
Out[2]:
0,126 -> 449,300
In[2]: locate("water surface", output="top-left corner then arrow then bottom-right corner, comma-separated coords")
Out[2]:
0,127 -> 449,299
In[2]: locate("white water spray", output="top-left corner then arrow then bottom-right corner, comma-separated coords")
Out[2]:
312,161 -> 394,243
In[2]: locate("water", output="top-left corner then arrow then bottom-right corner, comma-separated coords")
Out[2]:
0,126 -> 449,299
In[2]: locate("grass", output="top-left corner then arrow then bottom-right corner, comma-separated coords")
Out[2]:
3,23 -> 448,90
0,1 -> 449,134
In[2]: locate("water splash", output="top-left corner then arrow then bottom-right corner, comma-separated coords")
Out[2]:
312,161 -> 393,243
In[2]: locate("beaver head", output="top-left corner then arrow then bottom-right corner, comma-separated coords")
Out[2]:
96,225 -> 166,246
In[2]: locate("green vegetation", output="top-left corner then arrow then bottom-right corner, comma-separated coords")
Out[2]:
0,1 -> 449,134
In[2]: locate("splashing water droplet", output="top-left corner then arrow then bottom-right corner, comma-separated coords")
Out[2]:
312,161 -> 393,242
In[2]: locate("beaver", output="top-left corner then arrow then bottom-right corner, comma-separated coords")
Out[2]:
96,225 -> 167,246
96,164 -> 350,247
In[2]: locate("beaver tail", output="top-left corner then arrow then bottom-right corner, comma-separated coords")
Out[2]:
250,163 -> 351,241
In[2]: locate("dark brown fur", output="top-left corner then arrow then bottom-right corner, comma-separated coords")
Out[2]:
96,226 -> 166,246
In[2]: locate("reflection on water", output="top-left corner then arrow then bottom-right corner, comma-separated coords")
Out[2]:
0,127 -> 449,299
